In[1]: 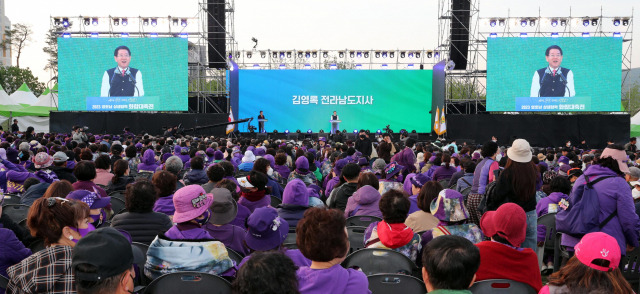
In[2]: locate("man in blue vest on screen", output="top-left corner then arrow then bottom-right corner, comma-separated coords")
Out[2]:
529,45 -> 574,97
101,45 -> 145,97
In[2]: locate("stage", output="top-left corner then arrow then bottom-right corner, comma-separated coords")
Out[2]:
49,112 -> 629,148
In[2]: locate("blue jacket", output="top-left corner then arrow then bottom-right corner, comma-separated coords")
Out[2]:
183,169 -> 208,185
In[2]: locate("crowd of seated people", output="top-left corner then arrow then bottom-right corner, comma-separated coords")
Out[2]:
0,128 -> 639,293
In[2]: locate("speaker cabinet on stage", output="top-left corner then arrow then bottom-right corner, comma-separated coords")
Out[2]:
409,133 -> 418,140
287,134 -> 299,141
256,133 -> 267,141
207,0 -> 226,69
346,133 -> 357,141
450,0 -> 471,70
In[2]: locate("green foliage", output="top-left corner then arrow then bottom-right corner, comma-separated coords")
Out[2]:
623,81 -> 640,116
447,78 -> 486,101
1,23 -> 33,68
42,22 -> 72,81
0,66 -> 45,96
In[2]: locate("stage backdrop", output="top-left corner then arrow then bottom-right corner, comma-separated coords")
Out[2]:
58,38 -> 188,111
238,70 -> 433,133
487,37 -> 622,112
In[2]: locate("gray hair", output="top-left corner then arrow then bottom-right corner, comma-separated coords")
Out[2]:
164,156 -> 183,175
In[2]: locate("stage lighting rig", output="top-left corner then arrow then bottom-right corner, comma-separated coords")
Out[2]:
83,18 -> 90,26
251,37 -> 258,49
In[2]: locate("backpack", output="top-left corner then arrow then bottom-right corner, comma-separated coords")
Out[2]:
477,169 -> 502,216
556,176 -> 616,238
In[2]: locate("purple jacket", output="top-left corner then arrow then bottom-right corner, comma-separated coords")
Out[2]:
137,149 -> 159,173
297,264 -> 371,294
230,203 -> 251,228
165,223 -> 212,240
392,147 -> 416,174
432,166 -> 457,181
471,158 -> 494,194
153,194 -> 175,216
239,248 -> 311,269
0,227 -> 32,280
344,186 -> 382,218
203,223 -> 249,256
238,194 -> 270,213
325,176 -> 340,197
72,180 -> 108,199
408,194 -> 420,214
274,165 -> 291,180
562,165 -> 640,254
536,192 -> 569,242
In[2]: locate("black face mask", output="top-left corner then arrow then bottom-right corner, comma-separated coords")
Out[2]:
360,135 -> 366,139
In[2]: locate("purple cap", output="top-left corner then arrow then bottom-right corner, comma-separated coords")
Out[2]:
410,173 -> 430,188
472,153 -> 481,160
172,185 -> 213,223
173,146 -> 181,154
334,158 -> 348,175
558,156 -> 570,165
254,148 -> 266,157
213,150 -> 224,160
282,179 -> 309,206
206,148 -> 215,156
319,137 -> 327,142
161,153 -> 172,163
6,148 -> 19,164
263,154 -> 276,168
135,143 -> 143,149
357,157 -> 369,166
295,156 -> 309,170
384,162 -> 404,180
245,207 -> 289,251
67,190 -> 111,209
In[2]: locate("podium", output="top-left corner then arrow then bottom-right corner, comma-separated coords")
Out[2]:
258,119 -> 268,133
330,120 -> 341,134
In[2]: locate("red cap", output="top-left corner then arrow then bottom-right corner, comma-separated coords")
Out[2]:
480,203 -> 526,247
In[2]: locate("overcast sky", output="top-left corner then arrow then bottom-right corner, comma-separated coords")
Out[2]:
5,0 -> 638,85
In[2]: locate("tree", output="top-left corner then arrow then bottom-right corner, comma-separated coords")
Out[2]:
0,66 -> 45,96
1,23 -> 33,68
43,23 -> 71,81
623,81 -> 640,116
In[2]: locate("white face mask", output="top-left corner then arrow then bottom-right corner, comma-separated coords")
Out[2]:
267,167 -> 274,176
633,188 -> 640,200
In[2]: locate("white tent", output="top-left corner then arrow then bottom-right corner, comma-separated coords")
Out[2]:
9,83 -> 38,106
33,88 -> 58,108
0,86 -> 15,107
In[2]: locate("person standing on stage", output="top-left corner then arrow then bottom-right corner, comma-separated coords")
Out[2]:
530,45 -> 575,97
101,45 -> 144,97
258,111 -> 266,133
330,111 -> 339,135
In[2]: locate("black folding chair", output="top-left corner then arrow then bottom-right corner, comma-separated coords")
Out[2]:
270,196 -> 282,208
1,194 -> 22,206
110,197 -> 127,219
226,247 -> 244,265
367,274 -> 426,294
619,244 -> 640,293
0,274 -> 8,291
347,226 -> 367,254
346,215 -> 382,228
536,213 -> 557,272
437,179 -> 449,189
1,204 -> 30,223
142,271 -> 232,294
342,248 -> 419,276
132,242 -> 151,286
470,279 -> 537,294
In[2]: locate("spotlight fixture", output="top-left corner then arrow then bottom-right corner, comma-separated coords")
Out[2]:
284,130 -> 289,134
296,130 -> 302,134
319,129 -> 325,133
400,51 -> 406,58
312,51 -> 317,58
583,19 -> 590,27
338,51 -> 344,58
529,19 -> 536,26
389,52 -> 394,58
426,51 -> 433,58
381,64 -> 388,69
551,32 -> 559,38
172,19 -> 179,26
273,130 -> 279,134
381,51 -> 388,58
329,64 -> 337,70
91,32 -> 99,38
62,32 -> 71,38
151,18 -> 158,26
62,18 -> 70,27
246,52 -> 252,58
363,52 -> 369,58
83,18 -> 90,26
297,52 -> 303,58
121,32 -> 129,38
260,51 -> 266,58
498,19 -> 505,26
433,52 -> 439,58
349,51 -> 355,58
550,19 -> 558,27
520,32 -> 528,38
375,51 -> 380,58
355,64 -> 362,69
322,52 -> 328,58
121,18 -> 128,26
613,19 -> 620,26
591,19 -> 598,26
181,19 -> 187,27
305,52 -> 311,58
613,32 -> 621,38
149,33 -> 158,38
415,52 -> 421,58
489,19 -> 497,27
179,33 -> 188,38
54,18 -> 61,26
376,129 -> 382,134
307,129 -> 312,134
560,19 -> 567,26
408,52 -> 414,58
356,51 -> 362,58
304,63 -> 311,69
582,32 -> 590,37
143,18 -> 149,26
622,19 -> 629,26
235,52 -> 240,59
489,33 -> 497,38
520,19 -> 528,27
113,18 -> 120,26
411,130 -> 417,133
286,51 -> 292,58
280,52 -> 285,59
279,64 -> 286,69
272,52 -> 278,59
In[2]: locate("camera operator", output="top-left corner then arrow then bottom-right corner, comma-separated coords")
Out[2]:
72,125 -> 88,144
355,129 -> 372,159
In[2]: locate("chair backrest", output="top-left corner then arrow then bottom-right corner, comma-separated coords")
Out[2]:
108,191 -> 126,202
1,204 -> 30,223
367,274 -> 426,294
131,242 -> 150,286
461,186 -> 472,197
346,215 -> 382,228
347,226 -> 367,254
2,194 -> 22,206
619,244 -> 640,290
28,239 -> 46,253
143,271 -> 232,294
438,179 -> 450,189
342,248 -> 418,276
109,197 -> 127,219
537,213 -> 557,250
0,274 -> 8,290
284,231 -> 297,245
270,195 -> 282,207
136,172 -> 154,181
226,247 -> 244,264
470,279 -> 537,294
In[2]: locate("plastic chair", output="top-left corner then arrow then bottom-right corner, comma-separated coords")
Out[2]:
437,179 -> 450,189
109,197 -> 127,219
1,194 -> 22,206
346,215 -> 382,228
135,172 -> 154,181
470,279 -> 537,294
1,204 -> 30,223
270,195 -> 282,207
619,244 -> 640,293
28,239 -> 46,253
132,242 -> 150,286
347,226 -> 367,254
108,191 -> 126,201
536,213 -> 557,271
284,230 -> 297,245
0,274 -> 8,290
225,247 -> 244,264
367,274 -> 426,294
342,248 -> 419,276
460,186 -> 472,197
142,271 -> 232,294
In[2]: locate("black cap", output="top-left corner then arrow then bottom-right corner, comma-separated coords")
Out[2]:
72,227 -> 145,281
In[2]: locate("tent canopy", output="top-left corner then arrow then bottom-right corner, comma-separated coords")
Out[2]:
9,83 -> 38,106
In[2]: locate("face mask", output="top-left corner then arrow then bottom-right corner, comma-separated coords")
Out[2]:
195,209 -> 212,226
267,167 -> 274,176
633,188 -> 640,200
90,209 -> 106,227
71,223 -> 96,242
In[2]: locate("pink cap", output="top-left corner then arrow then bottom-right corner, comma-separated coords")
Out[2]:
575,232 -> 621,272
600,147 -> 630,174
172,185 -> 213,223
